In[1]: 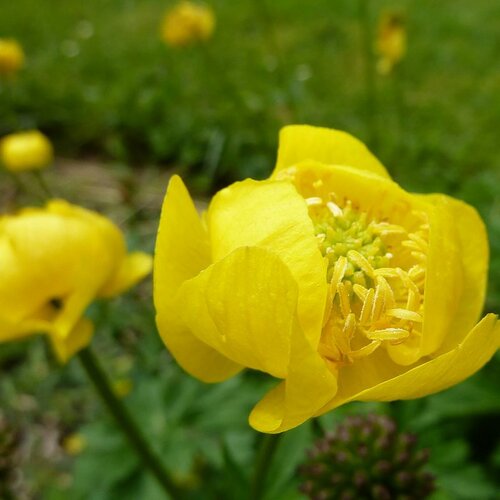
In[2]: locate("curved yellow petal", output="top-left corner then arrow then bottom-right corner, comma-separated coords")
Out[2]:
249,321 -> 338,433
178,246 -> 299,378
50,317 -> 94,364
99,252 -> 153,298
273,125 -> 390,179
317,314 -> 499,414
420,194 -> 488,355
154,175 -> 241,382
208,179 -> 327,347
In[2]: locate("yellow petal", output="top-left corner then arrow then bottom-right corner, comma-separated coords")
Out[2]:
317,314 -> 499,414
417,195 -> 464,357
273,125 -> 390,179
50,317 -> 94,364
249,319 -> 338,433
421,194 -> 489,354
178,246 -> 299,378
99,252 -> 153,298
208,179 -> 327,347
154,175 -> 240,382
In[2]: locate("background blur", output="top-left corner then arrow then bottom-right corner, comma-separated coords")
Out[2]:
1,0 -> 499,499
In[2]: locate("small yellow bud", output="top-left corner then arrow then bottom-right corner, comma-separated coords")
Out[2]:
113,378 -> 133,398
0,130 -> 53,172
0,39 -> 24,77
376,12 -> 407,75
63,433 -> 86,456
161,2 -> 215,48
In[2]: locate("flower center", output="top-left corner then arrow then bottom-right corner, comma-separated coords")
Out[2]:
306,193 -> 429,371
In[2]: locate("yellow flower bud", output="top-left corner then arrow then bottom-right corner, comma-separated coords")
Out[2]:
376,12 -> 407,75
0,39 -> 24,77
0,131 -> 53,172
63,433 -> 86,456
161,1 -> 215,47
0,200 -> 153,362
154,125 -> 499,433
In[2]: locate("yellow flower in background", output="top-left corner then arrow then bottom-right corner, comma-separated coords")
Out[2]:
161,1 -> 215,48
154,125 -> 500,434
376,12 -> 406,75
0,200 -> 152,362
0,39 -> 24,77
63,433 -> 86,456
1,131 -> 53,172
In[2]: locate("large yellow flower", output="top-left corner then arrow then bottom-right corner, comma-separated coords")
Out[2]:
160,1 -> 215,48
1,130 -> 53,172
154,125 -> 500,433
0,39 -> 24,77
0,200 -> 152,362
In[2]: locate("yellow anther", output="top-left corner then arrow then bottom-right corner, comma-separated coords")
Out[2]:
396,268 -> 420,296
377,275 -> 395,310
365,328 -> 410,341
347,249 -> 375,278
385,308 -> 422,322
327,201 -> 343,217
360,287 -> 375,325
406,289 -> 420,312
408,264 -> 425,281
353,283 -> 368,302
371,280 -> 386,322
330,256 -> 348,301
402,240 -> 422,252
337,282 -> 351,318
409,233 -> 428,251
349,340 -> 381,359
411,251 -> 427,263
374,267 -> 400,278
371,222 -> 406,235
306,196 -> 323,206
343,313 -> 357,339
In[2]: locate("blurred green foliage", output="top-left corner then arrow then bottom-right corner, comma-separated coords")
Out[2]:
1,0 -> 500,498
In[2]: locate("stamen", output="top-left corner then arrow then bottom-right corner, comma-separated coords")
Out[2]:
349,340 -> 381,359
347,250 -> 375,279
337,282 -> 351,318
359,288 -> 375,325
385,308 -> 422,322
306,196 -> 323,206
327,201 -> 343,217
365,328 -> 410,341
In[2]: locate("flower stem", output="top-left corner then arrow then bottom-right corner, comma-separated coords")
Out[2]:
32,170 -> 53,199
78,346 -> 182,499
251,432 -> 282,500
357,0 -> 378,149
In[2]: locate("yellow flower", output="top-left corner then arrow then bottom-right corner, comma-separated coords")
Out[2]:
376,12 -> 406,75
1,131 -> 53,172
154,125 -> 499,433
0,200 -> 152,362
0,39 -> 24,77
160,1 -> 215,47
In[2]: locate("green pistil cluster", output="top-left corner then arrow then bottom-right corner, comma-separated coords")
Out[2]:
298,414 -> 435,500
313,204 -> 389,284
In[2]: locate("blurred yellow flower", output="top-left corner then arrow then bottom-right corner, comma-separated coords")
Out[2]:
0,200 -> 152,362
161,1 -> 215,47
63,433 -> 86,455
113,378 -> 133,398
376,12 -> 406,75
0,39 -> 24,77
0,131 -> 53,172
154,125 -> 499,433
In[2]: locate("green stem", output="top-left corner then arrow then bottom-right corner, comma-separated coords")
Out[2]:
358,0 -> 378,149
251,433 -> 282,500
78,347 -> 182,499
